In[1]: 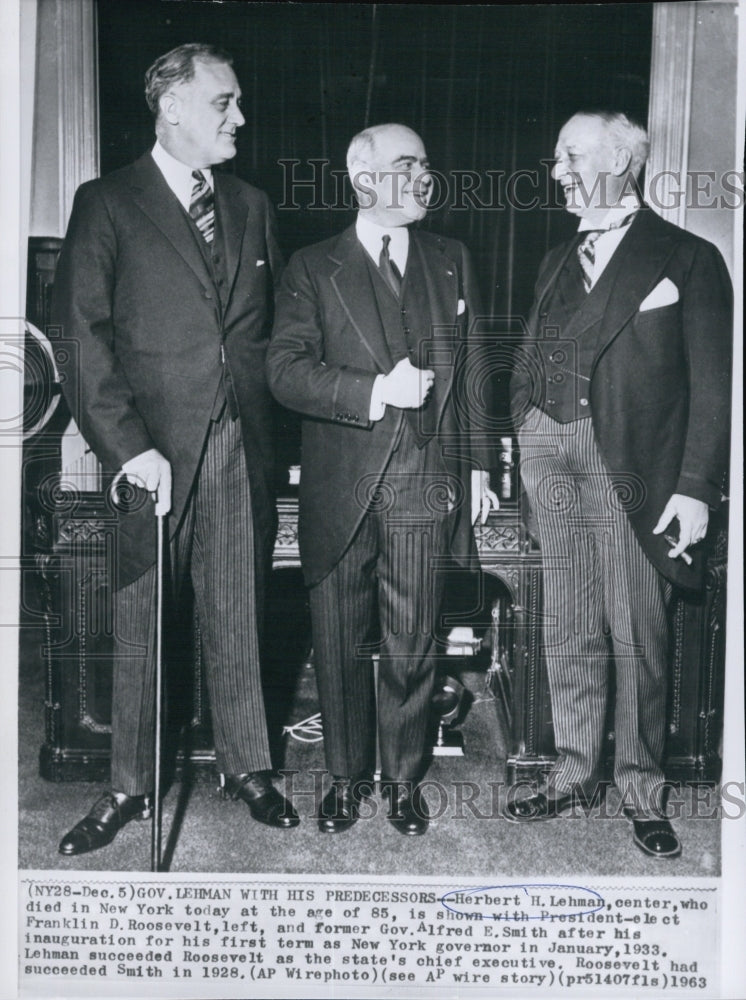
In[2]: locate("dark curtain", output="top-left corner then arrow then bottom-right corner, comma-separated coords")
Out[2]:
97,0 -> 652,457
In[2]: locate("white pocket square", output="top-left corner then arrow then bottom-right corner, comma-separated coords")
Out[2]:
457,298 -> 466,316
639,277 -> 679,311
256,259 -> 266,267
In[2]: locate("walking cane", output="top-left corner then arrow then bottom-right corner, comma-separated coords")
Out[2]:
111,470 -> 166,872
151,506 -> 165,873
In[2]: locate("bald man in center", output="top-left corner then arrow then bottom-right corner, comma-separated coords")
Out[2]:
268,123 -> 497,836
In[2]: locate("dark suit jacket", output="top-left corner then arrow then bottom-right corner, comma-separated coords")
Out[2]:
511,207 -> 732,589
267,224 -> 493,587
51,152 -> 283,589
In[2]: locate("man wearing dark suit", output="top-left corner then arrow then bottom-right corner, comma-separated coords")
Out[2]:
508,111 -> 732,858
52,43 -> 298,856
267,123 -> 497,836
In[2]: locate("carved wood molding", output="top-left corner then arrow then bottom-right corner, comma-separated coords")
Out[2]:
55,0 -> 99,232
646,2 -> 696,226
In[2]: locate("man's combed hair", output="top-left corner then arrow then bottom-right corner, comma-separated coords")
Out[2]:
144,43 -> 234,117
578,109 -> 650,178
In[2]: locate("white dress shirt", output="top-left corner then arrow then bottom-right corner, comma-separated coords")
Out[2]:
355,213 -> 409,274
353,213 -> 492,519
355,214 -> 411,420
577,193 -> 640,288
151,140 -> 214,210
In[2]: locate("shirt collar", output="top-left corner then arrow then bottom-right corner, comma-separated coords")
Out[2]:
355,213 -> 409,268
151,141 -> 213,210
577,192 -> 641,233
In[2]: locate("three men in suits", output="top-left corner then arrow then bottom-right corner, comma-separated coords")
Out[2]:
268,124 -> 497,836
508,111 -> 732,857
52,43 -> 298,856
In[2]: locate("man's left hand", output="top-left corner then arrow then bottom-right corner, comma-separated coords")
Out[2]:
471,470 -> 499,525
652,493 -> 709,560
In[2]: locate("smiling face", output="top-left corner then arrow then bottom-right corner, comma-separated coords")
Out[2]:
552,114 -> 628,223
160,59 -> 245,168
351,125 -> 432,226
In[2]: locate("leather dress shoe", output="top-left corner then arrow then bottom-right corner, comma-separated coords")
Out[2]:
382,781 -> 429,836
222,772 -> 299,829
58,791 -> 151,856
318,778 -> 371,833
625,812 -> 682,859
504,789 -> 580,823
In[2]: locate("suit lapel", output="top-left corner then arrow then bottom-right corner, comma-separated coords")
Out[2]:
128,153 -> 213,288
213,173 -> 249,303
413,232 -> 460,329
329,226 -> 394,372
538,209 -> 680,362
410,233 -> 460,432
592,208 -> 678,358
534,239 -> 580,318
562,236 -> 629,340
328,225 -> 462,401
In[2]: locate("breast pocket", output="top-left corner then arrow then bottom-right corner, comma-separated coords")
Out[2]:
629,304 -> 685,383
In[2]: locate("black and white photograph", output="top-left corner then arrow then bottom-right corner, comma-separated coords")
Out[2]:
1,1 -> 744,997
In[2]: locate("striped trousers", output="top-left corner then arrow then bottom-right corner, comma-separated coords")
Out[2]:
110,413 -> 272,795
309,422 -> 454,782
517,408 -> 671,816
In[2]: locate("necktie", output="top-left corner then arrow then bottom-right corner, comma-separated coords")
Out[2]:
576,212 -> 636,292
190,170 -> 215,245
379,234 -> 402,297
577,230 -> 603,293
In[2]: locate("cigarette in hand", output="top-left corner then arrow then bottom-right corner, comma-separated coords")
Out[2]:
663,533 -> 693,566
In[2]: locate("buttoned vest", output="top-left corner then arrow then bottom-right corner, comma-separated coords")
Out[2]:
187,203 -> 239,420
364,243 -> 437,446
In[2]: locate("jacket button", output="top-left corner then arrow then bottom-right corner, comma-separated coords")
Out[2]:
579,397 -> 589,406
546,399 -> 555,406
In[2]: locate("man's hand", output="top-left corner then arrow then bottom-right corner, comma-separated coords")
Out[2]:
652,493 -> 709,561
471,470 -> 499,525
112,448 -> 172,516
379,357 -> 435,409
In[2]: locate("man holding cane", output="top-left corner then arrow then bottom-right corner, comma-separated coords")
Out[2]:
52,43 -> 297,858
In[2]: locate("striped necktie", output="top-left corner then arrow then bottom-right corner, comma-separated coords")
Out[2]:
190,170 -> 215,245
379,234 -> 402,297
577,212 -> 636,292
